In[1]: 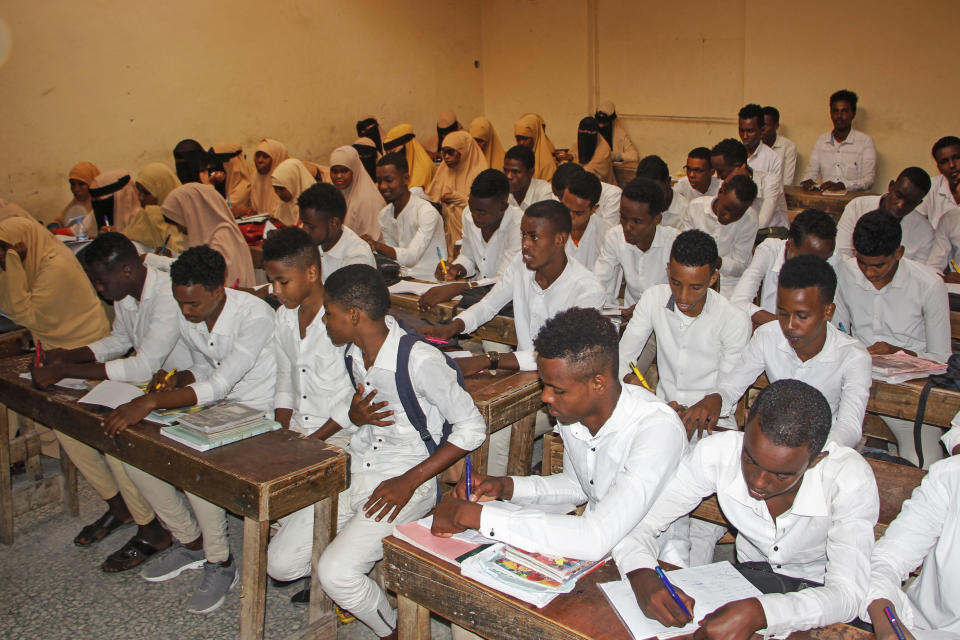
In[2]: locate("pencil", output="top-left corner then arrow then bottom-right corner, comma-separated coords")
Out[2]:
951,259 -> 960,274
154,368 -> 177,391
437,247 -> 447,277
34,340 -> 42,367
629,361 -> 652,391
156,234 -> 171,255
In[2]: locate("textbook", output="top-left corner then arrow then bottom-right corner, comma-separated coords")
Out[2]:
871,351 -> 947,384
160,419 -> 280,452
145,401 -> 228,426
500,546 -> 604,584
176,403 -> 270,434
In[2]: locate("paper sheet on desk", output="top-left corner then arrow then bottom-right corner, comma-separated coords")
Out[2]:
18,373 -> 89,390
389,281 -> 441,296
77,380 -> 143,409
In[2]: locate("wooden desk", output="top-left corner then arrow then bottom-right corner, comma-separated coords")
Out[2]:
784,186 -> 871,216
0,355 -> 348,640
382,536 -> 870,640
390,292 -> 518,347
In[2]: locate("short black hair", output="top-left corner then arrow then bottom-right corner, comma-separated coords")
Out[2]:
533,307 -> 618,380
170,246 -> 227,291
262,226 -> 320,270
898,166 -> 932,196
565,171 -> 602,206
853,210 -> 901,257
687,146 -> 712,162
525,199 -> 572,234
830,89 -> 858,113
635,155 -> 670,182
761,106 -> 780,124
551,162 -> 584,195
932,135 -> 960,158
788,209 -> 837,245
738,103 -> 763,125
725,173 -> 758,206
622,177 -> 665,215
377,151 -> 408,174
298,182 -> 347,221
324,264 -> 390,321
748,379 -> 832,456
470,169 -> 510,200
711,138 -> 748,166
670,229 -> 719,270
778,255 -> 837,303
83,232 -> 139,270
504,145 -> 536,172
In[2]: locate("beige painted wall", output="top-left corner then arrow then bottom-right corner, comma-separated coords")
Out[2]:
0,0 -> 482,221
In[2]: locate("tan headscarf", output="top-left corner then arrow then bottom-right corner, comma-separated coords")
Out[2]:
425,130 -> 488,254
513,113 -> 557,181
0,218 -> 109,349
250,138 -> 289,215
384,123 -> 436,189
56,161 -> 101,225
424,109 -> 463,154
270,159 -> 317,226
90,170 -> 141,232
302,160 -> 331,183
162,183 -> 256,287
124,163 -> 185,253
469,117 -> 506,173
213,142 -> 252,211
329,145 -> 385,241
0,199 -> 36,223
595,100 -> 639,164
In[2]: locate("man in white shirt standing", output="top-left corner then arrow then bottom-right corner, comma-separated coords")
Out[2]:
739,104 -> 783,182
563,170 -> 611,270
618,379 -> 878,640
674,147 -> 721,203
504,144 -> 553,211
801,89 -> 877,192
297,183 -> 376,282
636,155 -> 688,228
761,106 -> 798,186
710,138 -> 788,229
918,135 -> 960,229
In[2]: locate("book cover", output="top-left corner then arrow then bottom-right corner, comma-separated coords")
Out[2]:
160,419 -> 280,452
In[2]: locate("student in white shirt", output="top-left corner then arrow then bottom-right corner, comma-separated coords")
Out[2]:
761,106 -> 798,185
739,104 -> 784,182
258,228 -> 355,599
365,153 -> 445,282
835,211 -> 951,466
801,89 -> 877,192
103,246 -> 277,614
732,209 -> 837,327
418,169 -> 521,310
318,264 -> 486,638
710,137 -> 787,228
619,379 -> 878,639
32,233 -> 192,573
680,174 -> 759,298
674,146 -> 721,203
943,412 -> 960,457
918,135 -> 960,229
864,456 -> 960,639
563,170 -> 611,270
504,145 -> 552,211
635,154 -> 688,229
297,183 -> 375,282
836,167 -> 947,271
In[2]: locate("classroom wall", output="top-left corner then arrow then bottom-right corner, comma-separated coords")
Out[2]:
0,0 -> 483,222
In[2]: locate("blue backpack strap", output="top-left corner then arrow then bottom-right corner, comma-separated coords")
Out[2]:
343,343 -> 357,390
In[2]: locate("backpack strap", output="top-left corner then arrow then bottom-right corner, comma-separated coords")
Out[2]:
343,343 -> 358,391
912,379 -> 936,469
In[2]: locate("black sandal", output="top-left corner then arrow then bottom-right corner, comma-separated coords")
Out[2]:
73,511 -> 131,547
101,535 -> 168,573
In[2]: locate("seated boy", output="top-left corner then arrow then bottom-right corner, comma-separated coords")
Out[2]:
710,137 -> 787,229
679,174 -> 759,298
103,246 -> 278,614
550,162 -> 622,227
619,379 -> 878,639
366,152 -> 446,281
635,154 -> 688,228
801,89 -> 877,192
918,135 -> 960,229
761,106 -> 798,185
298,182 -> 375,281
731,209 -> 837,327
738,103 -> 783,182
674,146 -> 720,202
503,144 -> 553,211
318,264 -> 486,639
563,170 -> 611,270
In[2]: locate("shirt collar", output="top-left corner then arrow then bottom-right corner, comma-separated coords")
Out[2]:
119,265 -> 160,310
562,386 -> 631,441
774,319 -> 841,363
368,315 -> 403,373
829,130 -> 859,146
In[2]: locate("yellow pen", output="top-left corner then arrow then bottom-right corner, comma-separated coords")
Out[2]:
437,247 -> 448,276
154,368 -> 177,391
951,259 -> 960,274
629,361 -> 652,391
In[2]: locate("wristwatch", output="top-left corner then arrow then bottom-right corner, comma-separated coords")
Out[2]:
486,351 -> 500,375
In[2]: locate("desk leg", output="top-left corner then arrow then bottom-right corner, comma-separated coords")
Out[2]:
0,405 -> 12,544
397,593 -> 431,640
240,517 -> 269,640
59,446 -> 79,517
475,436 -> 490,476
506,413 -> 536,477
307,496 -> 337,638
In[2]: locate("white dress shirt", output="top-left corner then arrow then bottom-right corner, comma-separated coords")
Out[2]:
936,207 -> 960,267
618,285 -> 751,414
478,384 -> 687,561
747,143 -> 784,183
674,175 -> 720,203
320,226 -> 376,282
88,265 -> 192,382
942,412 -> 960,454
716,321 -> 872,448
178,288 -> 277,411
508,178 -> 553,211
345,316 -> 486,475
836,195 -> 949,271
453,204 -> 522,280
771,135 -> 798,185
597,182 -> 624,228
834,256 -> 951,362
661,191 -> 689,229
593,225 -> 678,307
565,214 -> 612,271
750,168 -> 789,228
863,456 -> 960,635
456,255 -> 606,371
273,305 -> 355,436
681,196 -> 760,298
614,432 -> 879,637
378,196 -> 446,281
801,130 -> 877,191
918,174 -> 960,229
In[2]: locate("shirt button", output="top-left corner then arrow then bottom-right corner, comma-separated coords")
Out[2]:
209,341 -> 214,347
590,447 -> 596,452
489,529 -> 495,537
773,546 -> 778,551
302,395 -> 307,399
589,479 -> 594,484
304,416 -> 309,420
301,368 -> 306,373
366,462 -> 371,468
776,564 -> 782,569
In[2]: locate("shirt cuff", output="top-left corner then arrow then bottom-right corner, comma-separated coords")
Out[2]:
274,391 -> 296,411
103,358 -> 129,382
478,503 -> 517,540
509,475 -> 541,501
189,380 -> 216,406
942,425 -> 960,454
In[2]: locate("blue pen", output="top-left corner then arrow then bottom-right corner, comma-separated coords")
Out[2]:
655,566 -> 691,618
465,455 -> 472,500
839,322 -> 848,333
884,606 -> 907,640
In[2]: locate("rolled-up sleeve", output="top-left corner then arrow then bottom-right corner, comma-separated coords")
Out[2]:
412,346 -> 486,453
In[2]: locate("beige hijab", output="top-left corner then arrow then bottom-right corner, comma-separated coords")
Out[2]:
213,142 -> 252,210
513,113 -> 557,181
271,159 -> 317,226
0,218 -> 109,349
469,117 -> 506,173
162,183 -> 256,287
426,130 -> 488,253
90,170 -> 141,232
329,145 -> 385,241
0,199 -> 36,223
384,123 -> 436,189
124,163 -> 185,253
250,138 -> 289,215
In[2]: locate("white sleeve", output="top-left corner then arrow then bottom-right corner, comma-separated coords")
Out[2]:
617,291 -> 655,379
593,228 -> 623,306
455,261 -> 517,334
730,240 -> 775,317
782,143 -> 798,185
393,206 -> 443,268
410,345 -> 487,453
835,203 -> 858,261
720,214 -> 759,279
849,137 -> 877,191
273,327 -> 295,412
920,276 -> 951,363
451,211 -> 478,277
830,345 -> 872,448
756,173 -> 782,228
716,329 -> 767,415
801,140 -> 822,183
189,311 -> 275,405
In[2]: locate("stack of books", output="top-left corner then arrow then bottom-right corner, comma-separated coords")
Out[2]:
158,402 -> 280,451
871,351 -> 947,384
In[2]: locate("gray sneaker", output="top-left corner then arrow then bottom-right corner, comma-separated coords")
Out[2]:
141,543 -> 206,582
186,556 -> 239,615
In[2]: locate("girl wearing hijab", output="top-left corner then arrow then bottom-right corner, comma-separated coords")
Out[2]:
570,116 -> 616,185
425,130 -> 488,255
208,143 -> 253,215
250,138 -> 290,216
172,139 -> 205,184
124,163 -> 185,255
161,183 -> 256,287
270,158 -> 317,226
424,109 -> 463,161
513,113 -> 557,181
55,161 -> 100,230
595,100 -> 639,164
329,145 -> 386,242
89,170 -> 142,233
352,137 -> 380,181
469,117 -> 506,173
355,116 -> 386,155
383,124 -> 436,189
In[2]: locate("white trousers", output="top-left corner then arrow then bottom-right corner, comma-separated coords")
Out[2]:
884,416 -> 945,469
